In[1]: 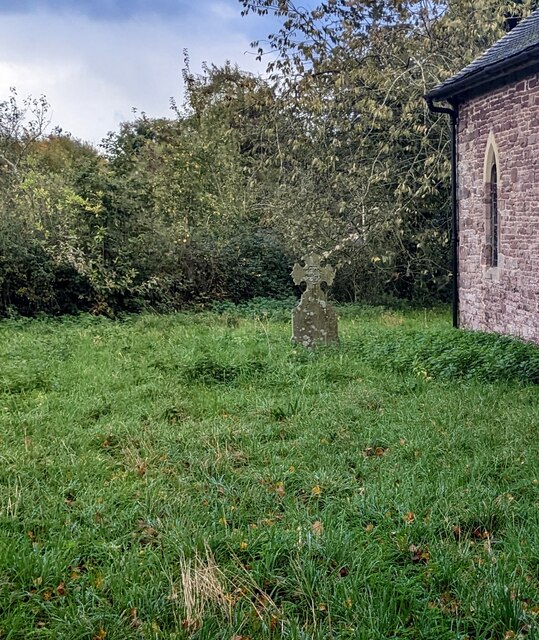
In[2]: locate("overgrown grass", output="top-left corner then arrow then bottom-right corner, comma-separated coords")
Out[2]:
1,304 -> 539,639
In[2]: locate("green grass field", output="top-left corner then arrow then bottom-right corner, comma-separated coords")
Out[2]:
1,303 -> 539,639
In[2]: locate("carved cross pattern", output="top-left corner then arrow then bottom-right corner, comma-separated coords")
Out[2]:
292,253 -> 335,292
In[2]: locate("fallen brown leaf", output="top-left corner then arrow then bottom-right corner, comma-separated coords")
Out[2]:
363,446 -> 389,457
312,520 -> 324,536
440,591 -> 460,615
409,544 -> 430,564
403,511 -> 416,524
130,607 -> 142,629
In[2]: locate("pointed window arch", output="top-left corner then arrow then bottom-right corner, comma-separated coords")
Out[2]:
484,134 -> 500,268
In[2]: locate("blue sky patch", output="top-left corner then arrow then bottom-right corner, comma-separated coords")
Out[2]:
0,0 -> 195,20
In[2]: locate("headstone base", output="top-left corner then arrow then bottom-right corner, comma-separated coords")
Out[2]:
292,292 -> 339,348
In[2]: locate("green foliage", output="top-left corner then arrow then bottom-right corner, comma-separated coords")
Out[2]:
350,325 -> 539,384
0,85 -> 293,316
181,354 -> 266,385
211,229 -> 295,303
212,295 -> 298,319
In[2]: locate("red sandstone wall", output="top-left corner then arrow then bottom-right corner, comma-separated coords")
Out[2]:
457,73 -> 539,343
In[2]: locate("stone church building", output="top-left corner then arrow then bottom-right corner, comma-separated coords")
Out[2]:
426,10 -> 539,343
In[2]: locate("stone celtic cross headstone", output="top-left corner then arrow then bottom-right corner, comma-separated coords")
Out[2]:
291,253 -> 339,348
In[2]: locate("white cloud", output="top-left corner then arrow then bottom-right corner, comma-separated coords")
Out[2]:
210,2 -> 239,20
0,7 -> 266,145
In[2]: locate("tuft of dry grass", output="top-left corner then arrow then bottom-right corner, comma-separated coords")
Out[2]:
177,545 -> 231,630
379,311 -> 405,327
2,476 -> 22,519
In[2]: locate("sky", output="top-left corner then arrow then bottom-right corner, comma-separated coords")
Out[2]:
0,0 -> 279,145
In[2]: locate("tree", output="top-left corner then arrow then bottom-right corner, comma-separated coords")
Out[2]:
0,88 -> 50,177
238,0 -> 537,300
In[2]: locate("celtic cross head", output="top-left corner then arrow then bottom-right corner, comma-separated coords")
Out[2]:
292,253 -> 335,292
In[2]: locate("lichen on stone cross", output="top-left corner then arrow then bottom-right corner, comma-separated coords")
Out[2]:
291,253 -> 335,294
291,253 -> 338,348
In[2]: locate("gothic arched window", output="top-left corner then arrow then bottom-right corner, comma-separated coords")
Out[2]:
490,162 -> 499,267
484,134 -> 500,269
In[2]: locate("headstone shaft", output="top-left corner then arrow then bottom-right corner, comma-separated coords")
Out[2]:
292,253 -> 339,348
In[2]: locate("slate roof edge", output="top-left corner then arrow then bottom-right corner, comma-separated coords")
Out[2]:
425,41 -> 539,102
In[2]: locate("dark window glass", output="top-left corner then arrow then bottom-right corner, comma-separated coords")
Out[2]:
490,163 -> 498,267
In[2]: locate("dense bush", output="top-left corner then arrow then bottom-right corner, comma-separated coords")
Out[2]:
0,96 -> 295,317
350,328 -> 539,384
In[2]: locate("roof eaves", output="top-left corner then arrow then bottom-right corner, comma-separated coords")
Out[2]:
425,42 -> 539,102
426,8 -> 539,102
